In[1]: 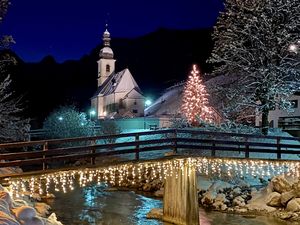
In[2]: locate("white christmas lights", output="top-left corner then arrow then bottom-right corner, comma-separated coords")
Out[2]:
7,157 -> 300,198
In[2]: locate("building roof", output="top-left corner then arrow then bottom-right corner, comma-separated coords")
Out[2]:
145,83 -> 184,116
92,68 -> 143,98
124,88 -> 145,99
100,46 -> 114,59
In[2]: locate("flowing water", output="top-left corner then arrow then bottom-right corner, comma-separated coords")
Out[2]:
46,184 -> 294,225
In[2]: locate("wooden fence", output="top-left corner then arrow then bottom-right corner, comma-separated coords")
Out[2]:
278,116 -> 300,131
0,129 -> 300,172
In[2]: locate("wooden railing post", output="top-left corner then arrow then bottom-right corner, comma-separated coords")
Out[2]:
245,138 -> 249,159
90,139 -> 96,165
212,142 -> 216,157
277,137 -> 281,159
173,129 -> 178,154
135,134 -> 140,160
43,141 -> 48,170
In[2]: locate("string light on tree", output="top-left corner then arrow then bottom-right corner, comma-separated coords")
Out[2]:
182,64 -> 214,125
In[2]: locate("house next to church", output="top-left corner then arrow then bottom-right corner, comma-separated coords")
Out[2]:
255,93 -> 300,136
91,28 -> 145,119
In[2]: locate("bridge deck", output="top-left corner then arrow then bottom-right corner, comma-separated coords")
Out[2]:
0,129 -> 300,180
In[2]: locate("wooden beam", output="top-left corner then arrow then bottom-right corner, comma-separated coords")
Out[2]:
163,159 -> 199,225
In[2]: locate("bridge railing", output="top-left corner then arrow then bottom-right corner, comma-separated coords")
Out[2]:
0,129 -> 299,172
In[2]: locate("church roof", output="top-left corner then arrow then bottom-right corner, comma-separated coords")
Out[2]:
100,46 -> 114,59
92,68 -> 143,98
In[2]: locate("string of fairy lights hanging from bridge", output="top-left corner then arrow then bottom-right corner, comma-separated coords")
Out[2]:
7,157 -> 300,197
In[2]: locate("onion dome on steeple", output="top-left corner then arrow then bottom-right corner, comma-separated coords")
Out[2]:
99,24 -> 114,59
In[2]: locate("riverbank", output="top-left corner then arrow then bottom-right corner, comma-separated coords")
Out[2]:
0,167 -> 63,225
3,158 -> 300,224
107,173 -> 300,223
197,175 -> 300,222
4,171 -> 298,225
46,182 -> 293,225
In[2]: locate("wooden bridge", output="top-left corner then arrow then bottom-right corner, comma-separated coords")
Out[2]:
1,129 -> 300,225
0,129 -> 300,172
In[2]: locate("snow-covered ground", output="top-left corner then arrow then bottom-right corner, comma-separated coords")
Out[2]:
95,128 -> 300,162
248,129 -> 300,160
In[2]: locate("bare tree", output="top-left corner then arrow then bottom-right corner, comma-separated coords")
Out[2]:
0,0 -> 30,143
208,0 -> 300,134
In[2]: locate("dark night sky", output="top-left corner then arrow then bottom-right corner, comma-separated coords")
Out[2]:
2,0 -> 223,62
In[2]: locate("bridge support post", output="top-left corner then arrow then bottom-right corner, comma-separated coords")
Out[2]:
163,160 -> 199,225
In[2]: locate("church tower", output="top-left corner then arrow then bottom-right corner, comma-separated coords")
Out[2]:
97,26 -> 116,86
91,25 -> 145,120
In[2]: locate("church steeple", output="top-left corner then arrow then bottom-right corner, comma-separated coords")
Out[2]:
97,25 -> 116,87
103,24 -> 111,47
99,25 -> 114,59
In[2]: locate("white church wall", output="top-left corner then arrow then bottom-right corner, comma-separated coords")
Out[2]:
97,96 -> 106,118
124,98 -> 145,117
104,92 -> 127,106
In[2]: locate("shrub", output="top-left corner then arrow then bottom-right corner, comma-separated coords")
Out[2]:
169,117 -> 190,129
43,106 -> 95,140
97,120 -> 121,144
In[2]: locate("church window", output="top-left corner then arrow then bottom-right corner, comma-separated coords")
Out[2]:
134,101 -> 137,105
133,109 -> 138,114
106,64 -> 110,72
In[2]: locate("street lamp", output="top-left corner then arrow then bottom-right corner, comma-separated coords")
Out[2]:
145,99 -> 152,107
89,109 -> 96,120
144,99 -> 152,129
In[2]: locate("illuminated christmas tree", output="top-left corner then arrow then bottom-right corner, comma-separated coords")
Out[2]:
182,65 -> 214,125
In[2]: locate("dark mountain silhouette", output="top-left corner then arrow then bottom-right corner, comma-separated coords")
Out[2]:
9,28 -> 213,128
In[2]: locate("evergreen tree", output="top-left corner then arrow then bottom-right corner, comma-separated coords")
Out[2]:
0,0 -> 30,143
181,65 -> 214,125
43,106 -> 95,140
208,0 -> 300,134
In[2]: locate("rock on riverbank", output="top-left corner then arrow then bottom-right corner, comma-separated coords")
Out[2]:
198,175 -> 300,222
99,167 -> 300,223
0,184 -> 63,225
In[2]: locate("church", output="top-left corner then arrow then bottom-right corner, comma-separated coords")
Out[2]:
91,28 -> 145,119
